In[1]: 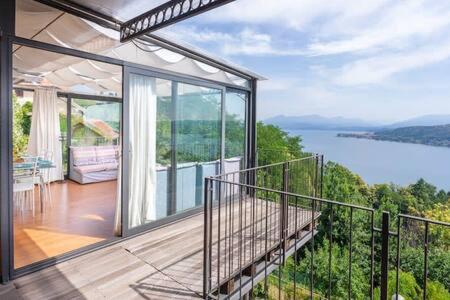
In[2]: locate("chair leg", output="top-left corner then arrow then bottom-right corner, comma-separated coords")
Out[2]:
47,182 -> 53,208
31,189 -> 35,216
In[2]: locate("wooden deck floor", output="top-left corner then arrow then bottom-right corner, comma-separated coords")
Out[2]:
2,198 -> 317,300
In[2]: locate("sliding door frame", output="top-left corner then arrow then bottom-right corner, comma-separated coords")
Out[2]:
122,65 -> 227,237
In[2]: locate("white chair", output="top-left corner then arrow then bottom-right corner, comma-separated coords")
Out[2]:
13,158 -> 38,215
40,150 -> 54,209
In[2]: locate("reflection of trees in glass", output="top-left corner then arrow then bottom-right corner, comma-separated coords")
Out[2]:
157,96 -> 172,166
176,92 -> 221,163
225,91 -> 246,160
225,115 -> 245,158
12,93 -> 29,159
71,99 -> 120,146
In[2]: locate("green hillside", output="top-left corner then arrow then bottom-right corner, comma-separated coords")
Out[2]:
338,124 -> 450,147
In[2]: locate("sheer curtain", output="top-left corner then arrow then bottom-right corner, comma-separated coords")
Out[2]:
27,87 -> 63,182
128,74 -> 157,228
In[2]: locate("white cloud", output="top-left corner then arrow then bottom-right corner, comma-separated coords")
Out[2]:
203,0 -> 390,32
164,26 -> 305,56
307,0 -> 450,56
334,41 -> 450,86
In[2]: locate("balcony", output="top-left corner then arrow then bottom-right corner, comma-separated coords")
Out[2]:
1,155 -> 448,299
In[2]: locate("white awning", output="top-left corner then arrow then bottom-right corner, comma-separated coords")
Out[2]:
14,0 -> 251,96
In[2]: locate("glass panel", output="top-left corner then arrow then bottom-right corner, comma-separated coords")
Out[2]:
12,45 -> 121,269
225,91 -> 247,164
57,96 -> 68,176
70,99 -> 121,146
176,83 -> 222,212
128,74 -> 173,228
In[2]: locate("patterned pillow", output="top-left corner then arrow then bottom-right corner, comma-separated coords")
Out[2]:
71,147 -> 97,166
95,145 -> 117,164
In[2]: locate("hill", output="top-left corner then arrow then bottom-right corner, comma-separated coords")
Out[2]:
265,114 -> 379,131
387,115 -> 450,128
338,124 -> 450,147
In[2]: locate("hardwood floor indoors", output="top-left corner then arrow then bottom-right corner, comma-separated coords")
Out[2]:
14,180 -> 117,269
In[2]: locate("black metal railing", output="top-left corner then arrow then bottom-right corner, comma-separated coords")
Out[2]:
203,155 -> 326,298
202,155 -> 450,299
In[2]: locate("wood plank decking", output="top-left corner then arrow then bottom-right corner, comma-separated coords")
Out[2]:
2,198 -> 318,300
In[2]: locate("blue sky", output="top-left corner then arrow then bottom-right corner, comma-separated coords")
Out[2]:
163,0 -> 450,123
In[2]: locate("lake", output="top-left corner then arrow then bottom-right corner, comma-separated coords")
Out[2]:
289,129 -> 450,191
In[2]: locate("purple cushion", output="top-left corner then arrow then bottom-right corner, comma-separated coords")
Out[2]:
95,146 -> 118,164
71,146 -> 97,166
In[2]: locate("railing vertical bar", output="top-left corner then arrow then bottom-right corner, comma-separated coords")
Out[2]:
395,216 -> 401,300
239,184 -> 243,300
348,207 -> 353,300
380,212 -> 390,300
203,178 -> 210,298
310,198 -> 316,299
251,181 -> 256,294
328,203 -> 333,299
293,195 -> 299,300
228,174 -> 232,281
320,155 -> 324,199
217,179 -> 222,300
208,180 -> 214,298
264,187 -> 269,300
278,193 -> 282,300
423,221 -> 429,300
370,211 -> 375,300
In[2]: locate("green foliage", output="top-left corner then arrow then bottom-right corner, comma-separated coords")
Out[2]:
254,122 -> 450,299
20,101 -> 33,135
294,240 -> 370,299
256,122 -> 304,165
426,281 -> 450,300
424,200 -> 450,249
400,247 -> 450,290
373,271 -> 422,300
12,93 -> 29,159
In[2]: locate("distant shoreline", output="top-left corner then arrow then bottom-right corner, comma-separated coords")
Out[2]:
337,132 -> 450,148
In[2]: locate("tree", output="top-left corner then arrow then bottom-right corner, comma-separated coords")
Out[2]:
256,122 -> 304,165
373,271 -> 422,300
12,93 -> 28,159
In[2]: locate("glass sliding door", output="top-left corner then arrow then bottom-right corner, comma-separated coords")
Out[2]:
12,45 -> 123,269
126,72 -> 224,230
175,83 -> 222,211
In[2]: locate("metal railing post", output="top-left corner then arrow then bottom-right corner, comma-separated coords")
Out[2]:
203,178 -> 210,299
281,162 -> 289,265
380,212 -> 390,300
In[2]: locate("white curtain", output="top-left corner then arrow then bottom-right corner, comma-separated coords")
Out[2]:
128,74 -> 157,228
27,87 -> 63,182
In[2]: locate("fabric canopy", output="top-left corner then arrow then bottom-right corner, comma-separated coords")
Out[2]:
14,0 -> 249,96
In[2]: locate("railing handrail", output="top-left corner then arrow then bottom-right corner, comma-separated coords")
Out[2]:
210,154 -> 322,179
398,213 -> 450,227
207,177 -> 375,213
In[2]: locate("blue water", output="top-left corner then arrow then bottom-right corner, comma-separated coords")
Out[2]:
289,129 -> 450,191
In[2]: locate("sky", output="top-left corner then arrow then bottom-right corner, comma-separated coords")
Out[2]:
162,0 -> 450,123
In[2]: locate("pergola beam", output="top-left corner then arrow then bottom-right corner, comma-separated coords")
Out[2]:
120,0 -> 235,42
